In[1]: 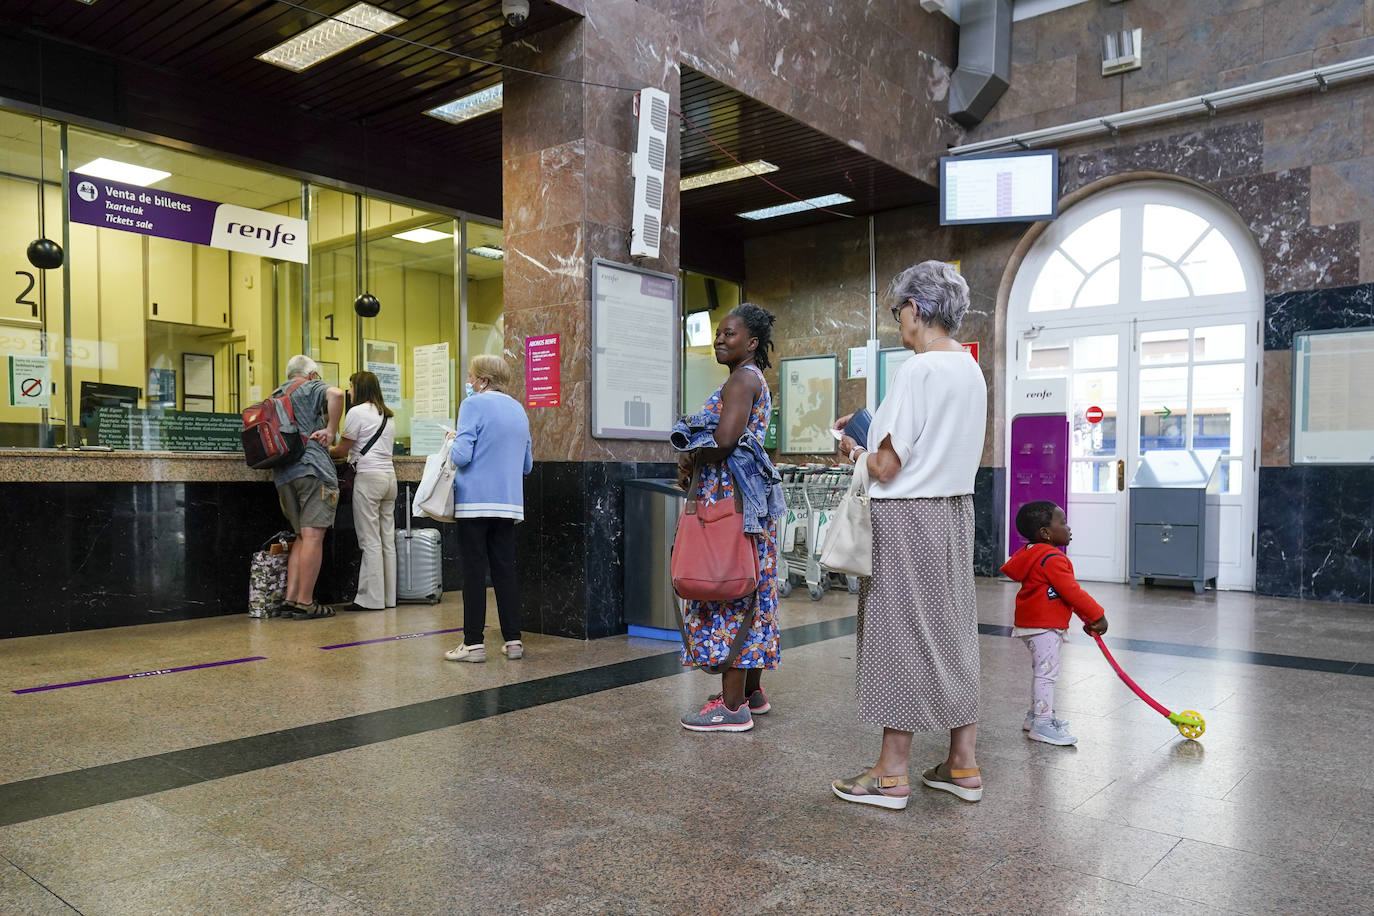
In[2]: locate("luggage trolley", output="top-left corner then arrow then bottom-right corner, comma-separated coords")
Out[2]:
804,465 -> 862,600
776,464 -> 811,598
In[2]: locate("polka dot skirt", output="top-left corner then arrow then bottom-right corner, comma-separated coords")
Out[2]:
855,495 -> 980,733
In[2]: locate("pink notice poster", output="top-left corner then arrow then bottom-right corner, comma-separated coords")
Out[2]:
525,335 -> 560,408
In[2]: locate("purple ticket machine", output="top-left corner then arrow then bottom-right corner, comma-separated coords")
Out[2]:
1008,380 -> 1069,557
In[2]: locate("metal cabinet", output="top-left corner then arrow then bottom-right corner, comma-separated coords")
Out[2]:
1128,450 -> 1221,594
623,479 -> 686,635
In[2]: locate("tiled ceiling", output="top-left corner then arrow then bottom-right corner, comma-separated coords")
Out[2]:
4,2 -> 934,249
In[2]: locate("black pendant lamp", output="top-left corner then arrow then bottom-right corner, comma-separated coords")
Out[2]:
353,126 -> 379,317
27,57 -> 63,270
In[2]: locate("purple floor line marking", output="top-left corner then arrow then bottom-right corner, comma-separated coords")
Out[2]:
320,627 -> 465,650
13,657 -> 268,694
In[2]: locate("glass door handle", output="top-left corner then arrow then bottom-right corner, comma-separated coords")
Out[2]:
1117,459 -> 1125,491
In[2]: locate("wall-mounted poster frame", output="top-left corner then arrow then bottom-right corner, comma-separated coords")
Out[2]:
877,347 -> 914,405
182,353 -> 213,411
778,354 -> 838,455
315,361 -> 340,390
590,258 -> 678,440
1291,327 -> 1374,464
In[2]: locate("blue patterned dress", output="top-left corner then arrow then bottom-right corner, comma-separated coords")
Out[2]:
681,364 -> 781,670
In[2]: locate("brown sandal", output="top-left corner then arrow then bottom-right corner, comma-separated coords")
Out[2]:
920,762 -> 982,802
831,772 -> 910,810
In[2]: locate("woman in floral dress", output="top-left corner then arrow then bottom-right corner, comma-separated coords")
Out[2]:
676,303 -> 782,733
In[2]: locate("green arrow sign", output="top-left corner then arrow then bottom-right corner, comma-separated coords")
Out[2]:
1154,405 -> 1172,418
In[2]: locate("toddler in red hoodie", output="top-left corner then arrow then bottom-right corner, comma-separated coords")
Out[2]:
1000,501 -> 1109,746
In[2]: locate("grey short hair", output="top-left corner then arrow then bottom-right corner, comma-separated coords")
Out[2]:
888,260 -> 970,332
285,354 -> 319,379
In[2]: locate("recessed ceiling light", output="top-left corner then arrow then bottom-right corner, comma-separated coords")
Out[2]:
392,227 -> 451,244
467,246 -> 504,260
737,193 -> 854,221
681,160 -> 779,191
256,3 -> 404,73
74,158 -> 171,186
425,85 -> 503,124
72,0 -> 100,5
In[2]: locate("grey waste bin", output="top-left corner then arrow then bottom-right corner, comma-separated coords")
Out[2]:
1128,450 -> 1222,594
624,478 -> 686,632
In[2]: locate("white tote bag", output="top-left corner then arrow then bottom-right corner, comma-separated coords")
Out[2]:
818,456 -> 872,577
412,445 -> 457,521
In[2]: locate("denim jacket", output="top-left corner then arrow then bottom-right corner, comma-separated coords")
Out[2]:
671,410 -> 785,535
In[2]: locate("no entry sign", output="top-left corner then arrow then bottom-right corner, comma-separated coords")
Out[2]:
1085,405 -> 1104,424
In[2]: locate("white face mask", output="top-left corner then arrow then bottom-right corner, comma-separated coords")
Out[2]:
464,381 -> 475,398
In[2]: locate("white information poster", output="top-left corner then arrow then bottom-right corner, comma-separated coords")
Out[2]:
367,361 -> 402,407
591,259 -> 677,440
412,342 -> 451,419
7,355 -> 50,408
410,418 -> 451,457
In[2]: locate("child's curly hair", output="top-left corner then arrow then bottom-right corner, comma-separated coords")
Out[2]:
1015,501 -> 1057,542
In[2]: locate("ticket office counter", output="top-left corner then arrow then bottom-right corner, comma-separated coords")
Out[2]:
0,451 -> 460,639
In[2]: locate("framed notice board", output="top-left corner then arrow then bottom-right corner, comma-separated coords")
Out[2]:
1292,328 -> 1374,464
778,354 -> 838,455
590,259 -> 678,440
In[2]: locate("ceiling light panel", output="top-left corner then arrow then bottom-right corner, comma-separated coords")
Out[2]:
256,3 -> 405,73
681,160 -> 779,191
737,193 -> 854,221
74,158 -> 171,186
467,246 -> 504,260
425,85 -> 504,124
392,227 -> 451,243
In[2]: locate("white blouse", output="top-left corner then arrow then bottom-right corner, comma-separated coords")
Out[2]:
340,404 -> 396,474
866,350 -> 986,500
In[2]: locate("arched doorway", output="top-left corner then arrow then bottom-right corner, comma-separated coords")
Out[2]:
1006,180 -> 1264,589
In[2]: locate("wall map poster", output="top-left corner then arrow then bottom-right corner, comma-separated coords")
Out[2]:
779,355 -> 838,455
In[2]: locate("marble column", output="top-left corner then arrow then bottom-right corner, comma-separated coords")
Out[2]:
502,4 -> 681,639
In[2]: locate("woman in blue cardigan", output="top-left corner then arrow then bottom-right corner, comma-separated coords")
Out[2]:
443,354 -> 534,663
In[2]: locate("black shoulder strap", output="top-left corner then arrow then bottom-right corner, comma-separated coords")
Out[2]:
358,412 -> 388,457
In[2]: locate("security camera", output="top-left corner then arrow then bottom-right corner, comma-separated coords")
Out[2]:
501,0 -> 529,27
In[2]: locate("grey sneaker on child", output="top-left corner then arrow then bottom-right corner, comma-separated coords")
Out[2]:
1028,719 -> 1078,745
1023,712 -> 1070,731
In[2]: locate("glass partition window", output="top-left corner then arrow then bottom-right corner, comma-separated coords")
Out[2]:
0,103 -> 498,454
679,270 -> 739,413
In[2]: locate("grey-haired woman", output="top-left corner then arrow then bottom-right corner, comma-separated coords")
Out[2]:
830,260 -> 988,808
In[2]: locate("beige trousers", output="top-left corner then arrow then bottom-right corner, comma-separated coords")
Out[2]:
352,470 -> 397,608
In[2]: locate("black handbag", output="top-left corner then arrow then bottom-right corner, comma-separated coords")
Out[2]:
336,417 -> 388,501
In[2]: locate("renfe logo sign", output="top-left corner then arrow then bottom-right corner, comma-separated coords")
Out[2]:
68,173 -> 308,264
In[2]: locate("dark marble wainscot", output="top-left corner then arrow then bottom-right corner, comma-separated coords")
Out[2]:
518,460 -> 676,640
973,466 -> 1005,578
1263,281 -> 1374,351
1256,466 -> 1374,604
0,452 -> 445,637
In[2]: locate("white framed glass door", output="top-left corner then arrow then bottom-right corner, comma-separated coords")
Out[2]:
1006,179 -> 1263,588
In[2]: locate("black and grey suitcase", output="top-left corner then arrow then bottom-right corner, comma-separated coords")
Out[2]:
397,485 -> 444,604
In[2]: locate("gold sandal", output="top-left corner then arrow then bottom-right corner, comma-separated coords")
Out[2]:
920,762 -> 982,802
831,772 -> 910,810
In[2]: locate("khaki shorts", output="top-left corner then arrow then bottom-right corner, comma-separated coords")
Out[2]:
277,476 -> 338,532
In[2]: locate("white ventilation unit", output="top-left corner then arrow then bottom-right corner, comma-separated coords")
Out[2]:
1102,28 -> 1143,75
630,87 -> 669,260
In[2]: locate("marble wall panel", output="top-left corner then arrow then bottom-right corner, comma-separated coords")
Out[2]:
1301,466 -> 1373,603
1166,8 -> 1263,86
1263,281 -> 1374,350
1261,0 -> 1365,61
1261,350 -> 1293,466
503,141 -> 586,235
503,222 -> 587,309
997,56 -> 1077,125
1255,466 -> 1306,597
1262,95 -> 1366,174
1310,156 -> 1374,228
1060,121 -> 1265,195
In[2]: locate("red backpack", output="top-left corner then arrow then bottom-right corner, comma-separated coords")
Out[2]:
240,378 -> 310,469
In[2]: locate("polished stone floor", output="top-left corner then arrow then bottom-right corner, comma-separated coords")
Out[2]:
0,578 -> 1371,915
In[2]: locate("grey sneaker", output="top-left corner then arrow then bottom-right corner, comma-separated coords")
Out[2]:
502,640 -> 523,660
1028,719 -> 1078,746
1023,712 -> 1070,731
681,697 -> 753,732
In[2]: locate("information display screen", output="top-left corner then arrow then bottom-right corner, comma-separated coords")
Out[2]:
939,150 -> 1059,225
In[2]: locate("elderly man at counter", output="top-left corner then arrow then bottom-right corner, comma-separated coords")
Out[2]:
273,354 -> 344,619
